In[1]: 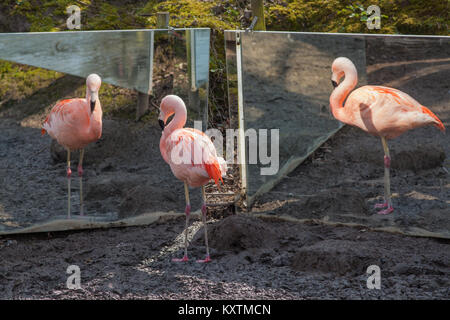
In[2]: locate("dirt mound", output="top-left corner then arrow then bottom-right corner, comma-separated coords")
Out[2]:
291,239 -> 384,276
303,187 -> 369,217
206,215 -> 276,253
391,145 -> 445,172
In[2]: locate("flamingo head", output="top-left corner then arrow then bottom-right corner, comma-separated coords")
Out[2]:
331,57 -> 356,88
158,95 -> 185,131
86,74 -> 102,112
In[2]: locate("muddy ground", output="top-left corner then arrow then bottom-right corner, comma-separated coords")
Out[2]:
0,214 -> 449,299
0,114 -> 448,299
0,117 -> 206,229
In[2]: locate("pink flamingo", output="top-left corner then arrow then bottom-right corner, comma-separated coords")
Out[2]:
330,57 -> 445,214
42,74 -> 103,218
159,95 -> 227,263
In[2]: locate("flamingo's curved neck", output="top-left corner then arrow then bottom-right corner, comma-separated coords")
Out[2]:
330,65 -> 358,121
164,104 -> 187,136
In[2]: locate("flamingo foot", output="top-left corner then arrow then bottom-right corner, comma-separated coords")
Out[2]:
172,255 -> 189,262
377,206 -> 394,215
374,201 -> 389,209
196,255 -> 211,263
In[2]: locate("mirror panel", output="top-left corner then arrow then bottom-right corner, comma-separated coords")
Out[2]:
0,29 -> 210,234
225,31 -> 449,238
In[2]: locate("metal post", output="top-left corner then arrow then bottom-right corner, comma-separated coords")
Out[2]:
250,0 -> 266,31
157,12 -> 170,29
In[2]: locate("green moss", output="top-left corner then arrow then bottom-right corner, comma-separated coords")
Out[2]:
85,2 -> 148,30
266,0 -> 448,35
0,0 -> 447,122
140,0 -> 239,30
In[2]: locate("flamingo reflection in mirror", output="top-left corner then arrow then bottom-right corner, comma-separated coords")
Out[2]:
159,95 -> 227,263
42,74 -> 103,219
330,57 -> 445,214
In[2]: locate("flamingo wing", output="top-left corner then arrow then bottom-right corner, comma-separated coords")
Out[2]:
369,86 -> 445,132
165,128 -> 224,187
42,99 -> 89,135
346,86 -> 445,137
350,86 -> 420,111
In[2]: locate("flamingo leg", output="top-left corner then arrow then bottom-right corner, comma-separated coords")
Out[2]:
66,149 -> 72,219
375,137 -> 394,214
172,182 -> 190,262
78,148 -> 85,216
197,186 -> 211,263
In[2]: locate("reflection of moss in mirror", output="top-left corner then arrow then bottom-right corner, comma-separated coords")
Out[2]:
0,60 -> 139,122
0,60 -> 62,104
199,88 -> 207,101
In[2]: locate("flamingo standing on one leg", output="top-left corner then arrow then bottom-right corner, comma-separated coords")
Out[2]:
42,74 -> 103,218
330,57 -> 445,214
158,95 -> 227,263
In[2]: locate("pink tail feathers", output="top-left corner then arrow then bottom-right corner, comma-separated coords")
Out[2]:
204,157 -> 227,188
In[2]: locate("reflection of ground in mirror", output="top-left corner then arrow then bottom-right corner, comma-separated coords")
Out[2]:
0,60 -> 210,233
0,29 -> 217,233
251,35 -> 449,238
0,116 -> 206,232
240,32 -> 367,200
